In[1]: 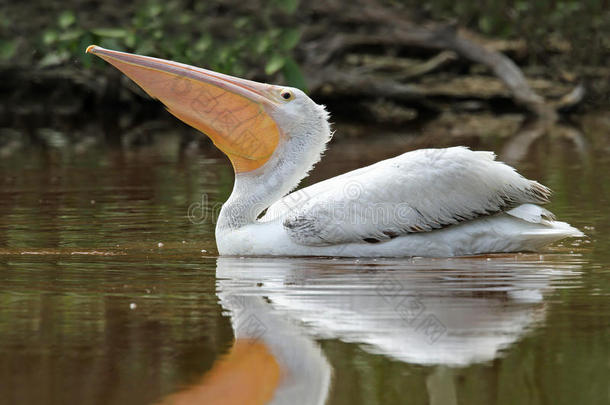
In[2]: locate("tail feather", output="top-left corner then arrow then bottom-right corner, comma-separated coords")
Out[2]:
520,221 -> 584,238
507,203 -> 556,223
505,204 -> 584,250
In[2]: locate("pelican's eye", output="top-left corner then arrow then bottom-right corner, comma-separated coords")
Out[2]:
280,89 -> 294,101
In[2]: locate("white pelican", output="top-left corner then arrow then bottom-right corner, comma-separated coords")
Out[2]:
87,45 -> 583,257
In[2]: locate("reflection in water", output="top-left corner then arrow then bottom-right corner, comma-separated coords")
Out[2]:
161,280 -> 331,405
500,119 -> 589,164
159,335 -> 282,405
212,255 -> 583,404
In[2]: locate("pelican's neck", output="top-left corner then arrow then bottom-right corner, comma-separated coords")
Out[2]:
216,153 -> 297,231
216,103 -> 331,233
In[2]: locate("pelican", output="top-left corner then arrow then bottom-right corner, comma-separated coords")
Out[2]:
87,45 -> 583,257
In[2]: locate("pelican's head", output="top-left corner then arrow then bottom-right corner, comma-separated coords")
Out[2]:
86,45 -> 331,178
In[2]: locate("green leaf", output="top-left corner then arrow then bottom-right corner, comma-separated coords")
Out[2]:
91,28 -> 128,38
125,32 -> 137,48
515,1 -> 530,12
254,35 -> 271,55
233,17 -> 250,29
79,32 -> 94,67
147,3 -> 163,17
194,35 -> 212,53
58,29 -> 83,42
265,54 -> 285,75
268,28 -> 282,39
38,51 -> 70,67
277,0 -> 299,14
42,30 -> 58,45
58,10 -> 76,29
0,15 -> 9,30
280,28 -> 300,50
99,38 -> 123,52
478,16 -> 493,34
135,40 -> 155,56
0,39 -> 17,61
282,57 -> 307,91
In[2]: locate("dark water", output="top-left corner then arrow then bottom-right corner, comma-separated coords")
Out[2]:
0,116 -> 609,404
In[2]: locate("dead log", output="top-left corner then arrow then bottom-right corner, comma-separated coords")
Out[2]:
344,51 -> 458,79
299,0 -> 580,122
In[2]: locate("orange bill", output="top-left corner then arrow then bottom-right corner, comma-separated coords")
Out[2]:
86,45 -> 281,173
158,339 -> 281,405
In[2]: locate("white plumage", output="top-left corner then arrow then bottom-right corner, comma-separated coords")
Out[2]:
266,147 -> 553,244
218,146 -> 582,257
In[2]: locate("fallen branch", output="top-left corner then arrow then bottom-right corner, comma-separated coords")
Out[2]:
300,0 -> 577,121
344,51 -> 458,80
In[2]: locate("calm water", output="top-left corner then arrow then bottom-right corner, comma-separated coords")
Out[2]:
0,117 -> 608,405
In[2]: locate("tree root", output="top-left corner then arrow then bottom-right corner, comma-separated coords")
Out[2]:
299,0 -> 582,126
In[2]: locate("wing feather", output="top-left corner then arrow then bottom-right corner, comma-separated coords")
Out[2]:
261,147 -> 551,246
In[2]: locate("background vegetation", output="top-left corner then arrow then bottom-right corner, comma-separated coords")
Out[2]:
2,0 -> 608,81
0,0 -> 608,147
1,0 -> 305,86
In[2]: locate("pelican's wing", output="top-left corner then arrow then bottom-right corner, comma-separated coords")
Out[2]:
261,147 -> 551,246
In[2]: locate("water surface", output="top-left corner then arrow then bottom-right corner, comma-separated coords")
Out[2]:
0,120 -> 608,404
